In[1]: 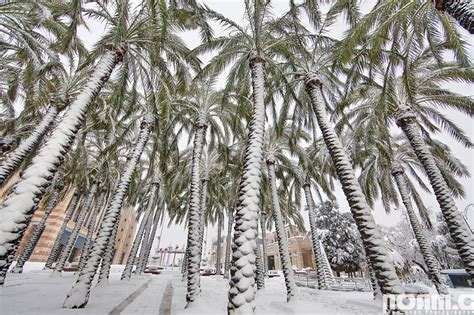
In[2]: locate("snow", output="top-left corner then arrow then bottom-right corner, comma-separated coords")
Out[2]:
1,263 -> 378,314
2,263 -> 470,314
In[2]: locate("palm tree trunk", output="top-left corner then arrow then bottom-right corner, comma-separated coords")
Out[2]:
63,117 -> 152,308
44,193 -> 80,270
77,192 -> 106,273
228,51 -> 266,314
136,201 -> 159,275
260,212 -> 267,274
305,77 -> 403,295
0,44 -> 127,286
366,257 -> 382,300
435,0 -> 474,34
216,213 -> 223,275
391,163 -> 449,294
0,106 -> 58,187
12,187 -> 61,273
96,221 -> 118,287
267,158 -> 297,301
223,208 -> 233,279
396,108 -> 474,279
198,178 -> 209,270
303,183 -> 330,290
184,120 -> 207,307
255,242 -> 265,290
123,178 -> 159,279
139,205 -> 161,274
51,182 -> 99,277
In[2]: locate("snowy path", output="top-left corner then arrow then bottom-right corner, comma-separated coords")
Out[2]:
0,263 -> 382,314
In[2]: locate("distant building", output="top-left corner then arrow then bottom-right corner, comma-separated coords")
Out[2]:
112,205 -> 139,264
266,225 -> 316,271
208,224 -> 317,272
15,188 -> 103,264
12,184 -> 139,266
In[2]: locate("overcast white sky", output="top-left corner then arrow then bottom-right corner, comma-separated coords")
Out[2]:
77,0 -> 474,256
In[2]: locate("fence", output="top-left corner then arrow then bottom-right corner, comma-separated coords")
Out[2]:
295,271 -> 372,292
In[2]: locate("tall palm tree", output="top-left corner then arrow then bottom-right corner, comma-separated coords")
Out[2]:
77,191 -> 106,273
278,30 -> 403,293
341,0 -> 472,67
0,40 -> 127,286
195,1 -> 295,310
121,173 -> 160,280
346,49 -> 474,279
51,180 -> 99,277
263,123 -> 308,301
434,0 -> 473,34
12,180 -> 64,273
63,116 -> 153,308
44,192 -> 81,269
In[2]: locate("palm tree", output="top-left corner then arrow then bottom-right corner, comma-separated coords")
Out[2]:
349,49 -> 474,279
0,105 -> 58,186
63,116 -> 153,308
44,192 -> 80,269
12,180 -> 64,273
263,123 -> 308,301
195,1 -> 295,310
0,42 -> 127,286
434,0 -> 473,34
51,180 -> 100,277
341,0 -> 472,67
77,191 -> 106,273
121,174 -> 160,280
277,30 -> 403,293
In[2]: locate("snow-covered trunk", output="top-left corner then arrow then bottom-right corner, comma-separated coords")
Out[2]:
140,205 -> 161,274
182,248 -> 188,274
198,178 -> 209,271
305,77 -> 403,295
124,178 -> 159,279
77,192 -> 105,273
63,117 -> 152,308
135,202 -> 157,275
260,212 -> 267,274
12,188 -> 61,273
44,193 -> 80,269
255,241 -> 264,290
184,120 -> 207,306
319,242 -> 334,285
366,257 -> 382,300
435,0 -> 474,34
51,182 -> 99,277
223,208 -> 233,279
0,44 -> 126,286
228,52 -> 266,314
391,163 -> 449,294
267,159 -> 297,301
216,213 -> 223,275
0,106 -> 58,187
396,108 -> 474,280
303,184 -> 330,290
96,221 -> 117,287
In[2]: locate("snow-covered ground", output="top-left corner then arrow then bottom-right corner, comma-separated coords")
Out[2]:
7,262 -> 470,314
0,262 -> 383,314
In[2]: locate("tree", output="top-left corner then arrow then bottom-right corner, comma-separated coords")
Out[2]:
316,201 -> 365,275
196,1 -> 293,310
44,192 -> 80,269
51,180 -> 99,277
122,174 -> 160,280
63,116 -> 153,308
302,65 -> 404,294
12,180 -> 64,273
434,0 -> 473,34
